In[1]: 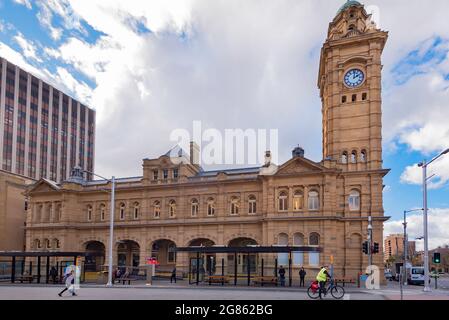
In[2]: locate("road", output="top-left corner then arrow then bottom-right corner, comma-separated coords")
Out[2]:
0,285 -> 382,300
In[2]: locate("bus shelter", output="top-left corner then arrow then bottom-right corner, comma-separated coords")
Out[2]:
176,245 -> 321,287
0,251 -> 88,284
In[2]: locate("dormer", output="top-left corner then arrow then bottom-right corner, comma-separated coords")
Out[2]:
142,142 -> 201,185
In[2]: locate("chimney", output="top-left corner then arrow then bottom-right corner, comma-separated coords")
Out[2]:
190,141 -> 200,165
264,151 -> 272,166
292,146 -> 305,158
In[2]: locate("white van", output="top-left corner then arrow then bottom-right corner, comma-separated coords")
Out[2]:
407,267 -> 425,285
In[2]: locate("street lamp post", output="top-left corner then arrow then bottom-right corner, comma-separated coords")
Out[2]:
83,170 -> 116,287
403,209 -> 424,286
418,148 -> 449,292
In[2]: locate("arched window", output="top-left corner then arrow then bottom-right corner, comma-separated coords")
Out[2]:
278,191 -> 288,211
293,190 -> 304,211
119,203 -> 126,220
360,150 -> 367,162
248,195 -> 257,214
308,191 -> 319,211
45,238 -> 51,249
53,239 -> 60,249
293,233 -> 305,265
87,205 -> 93,221
169,200 -> 176,218
34,239 -> 41,249
230,197 -> 239,215
99,204 -> 106,221
349,190 -> 361,211
342,152 -> 348,164
154,201 -> 161,218
277,233 -> 289,266
133,202 -> 140,220
207,198 -> 215,216
191,199 -> 199,217
309,232 -> 320,266
351,151 -> 357,163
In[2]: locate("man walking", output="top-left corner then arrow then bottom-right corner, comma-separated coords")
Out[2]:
170,267 -> 177,283
58,269 -> 76,297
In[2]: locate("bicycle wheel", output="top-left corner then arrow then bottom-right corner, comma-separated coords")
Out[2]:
307,286 -> 320,300
330,285 -> 345,299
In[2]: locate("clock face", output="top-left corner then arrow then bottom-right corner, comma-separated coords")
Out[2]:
344,69 -> 365,88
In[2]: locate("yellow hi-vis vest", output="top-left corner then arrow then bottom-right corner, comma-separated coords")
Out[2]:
316,268 -> 327,282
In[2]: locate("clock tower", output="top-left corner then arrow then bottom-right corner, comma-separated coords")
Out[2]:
318,1 -> 388,172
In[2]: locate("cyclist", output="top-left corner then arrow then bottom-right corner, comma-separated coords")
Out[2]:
316,265 -> 331,299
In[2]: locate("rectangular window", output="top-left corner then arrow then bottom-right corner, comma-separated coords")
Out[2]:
352,94 -> 357,102
362,92 -> 367,100
293,252 -> 304,265
153,170 -> 158,180
342,95 -> 347,103
163,169 -> 168,180
309,253 -> 320,266
173,169 -> 179,179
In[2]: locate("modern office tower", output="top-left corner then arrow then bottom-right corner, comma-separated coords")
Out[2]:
0,57 -> 95,183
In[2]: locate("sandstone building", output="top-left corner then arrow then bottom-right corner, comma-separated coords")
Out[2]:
24,1 -> 390,281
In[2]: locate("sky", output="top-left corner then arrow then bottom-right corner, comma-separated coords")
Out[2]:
1,0 -> 448,250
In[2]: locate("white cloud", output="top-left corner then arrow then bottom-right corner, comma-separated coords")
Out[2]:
13,0 -> 32,10
384,208 -> 449,251
14,32 -> 42,62
7,0 -> 449,180
401,155 -> 449,189
0,41 -> 47,79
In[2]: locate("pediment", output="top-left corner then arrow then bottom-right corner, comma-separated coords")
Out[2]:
28,179 -> 60,194
276,157 -> 326,176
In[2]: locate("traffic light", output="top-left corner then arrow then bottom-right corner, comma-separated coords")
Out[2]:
362,241 -> 369,255
433,252 -> 441,264
373,242 -> 380,254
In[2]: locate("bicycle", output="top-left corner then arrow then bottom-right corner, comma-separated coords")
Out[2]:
307,278 -> 345,300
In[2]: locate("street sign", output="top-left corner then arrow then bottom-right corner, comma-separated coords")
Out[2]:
146,257 -> 159,265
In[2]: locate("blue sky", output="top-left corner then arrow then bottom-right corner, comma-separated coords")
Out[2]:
1,0 -> 448,248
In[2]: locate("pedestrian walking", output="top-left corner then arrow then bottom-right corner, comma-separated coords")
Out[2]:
170,267 -> 177,283
299,267 -> 306,287
58,270 -> 77,297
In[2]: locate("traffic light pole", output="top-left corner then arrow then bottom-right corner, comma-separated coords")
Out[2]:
368,216 -> 373,268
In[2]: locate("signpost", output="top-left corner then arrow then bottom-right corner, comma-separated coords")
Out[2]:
146,258 -> 159,286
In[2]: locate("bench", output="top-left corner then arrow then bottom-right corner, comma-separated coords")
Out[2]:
117,278 -> 134,285
334,278 -> 355,287
253,276 -> 278,286
208,275 -> 229,285
15,275 -> 34,283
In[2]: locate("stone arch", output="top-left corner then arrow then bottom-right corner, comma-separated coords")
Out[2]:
184,234 -> 218,247
79,236 -> 107,251
116,239 -> 141,273
151,239 -> 178,268
188,238 -> 215,247
83,240 -> 106,272
228,237 -> 258,247
223,233 -> 261,246
147,234 -> 178,252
